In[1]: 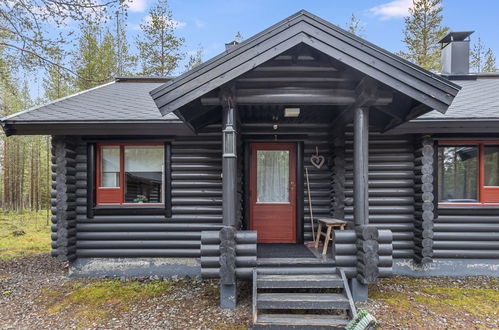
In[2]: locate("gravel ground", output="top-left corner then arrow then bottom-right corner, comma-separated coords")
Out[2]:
0,254 -> 251,329
1,255 -> 498,329
358,275 -> 499,329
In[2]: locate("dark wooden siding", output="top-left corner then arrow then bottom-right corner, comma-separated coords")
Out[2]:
343,132 -> 416,258
240,122 -> 334,242
55,127 -> 224,258
433,208 -> 499,258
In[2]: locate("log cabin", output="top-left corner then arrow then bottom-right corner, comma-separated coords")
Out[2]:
2,11 -> 498,328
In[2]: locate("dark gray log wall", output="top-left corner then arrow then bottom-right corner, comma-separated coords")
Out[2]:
433,208 -> 499,259
343,132 -> 416,258
57,127 -> 225,258
332,229 -> 393,279
200,230 -> 257,279
240,122 -> 334,241
51,136 -> 82,261
413,135 -> 435,264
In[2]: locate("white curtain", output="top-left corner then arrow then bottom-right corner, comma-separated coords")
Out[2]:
257,150 -> 289,203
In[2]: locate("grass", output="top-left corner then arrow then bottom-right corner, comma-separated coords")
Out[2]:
42,279 -> 175,326
0,210 -> 52,260
368,276 -> 499,328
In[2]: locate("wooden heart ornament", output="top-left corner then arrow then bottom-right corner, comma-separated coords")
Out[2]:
310,155 -> 325,169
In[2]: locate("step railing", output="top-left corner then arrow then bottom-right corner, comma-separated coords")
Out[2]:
339,268 -> 357,319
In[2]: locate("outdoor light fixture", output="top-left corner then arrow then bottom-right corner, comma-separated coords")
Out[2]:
284,107 -> 300,117
223,125 -> 237,158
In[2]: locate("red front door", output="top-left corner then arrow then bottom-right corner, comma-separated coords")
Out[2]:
249,143 -> 297,243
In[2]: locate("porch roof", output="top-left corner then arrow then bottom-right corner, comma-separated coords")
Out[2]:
151,10 -> 460,131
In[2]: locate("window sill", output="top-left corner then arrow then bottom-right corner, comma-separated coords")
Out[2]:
93,205 -> 166,216
438,204 -> 499,210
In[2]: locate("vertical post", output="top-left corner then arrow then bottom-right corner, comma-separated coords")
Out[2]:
86,143 -> 95,219
352,106 -> 370,301
353,106 -> 369,226
221,86 -> 238,227
220,85 -> 238,309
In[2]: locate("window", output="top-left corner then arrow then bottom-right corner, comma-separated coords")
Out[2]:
438,141 -> 499,204
96,143 -> 165,205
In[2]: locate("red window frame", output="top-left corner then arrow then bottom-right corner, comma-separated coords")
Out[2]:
439,140 -> 499,205
96,142 -> 165,206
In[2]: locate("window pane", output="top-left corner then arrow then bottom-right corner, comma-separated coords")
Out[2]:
438,146 -> 478,202
101,146 -> 120,187
257,150 -> 289,203
484,145 -> 499,186
124,146 -> 164,203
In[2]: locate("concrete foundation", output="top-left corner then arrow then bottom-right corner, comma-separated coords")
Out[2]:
349,278 -> 368,302
394,258 -> 499,277
220,283 -> 237,309
70,257 -> 201,278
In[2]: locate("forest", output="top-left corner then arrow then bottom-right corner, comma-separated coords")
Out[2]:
0,0 -> 497,214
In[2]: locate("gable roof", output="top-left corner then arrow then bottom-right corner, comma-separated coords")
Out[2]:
417,78 -> 499,120
3,79 -> 179,123
151,10 -> 460,116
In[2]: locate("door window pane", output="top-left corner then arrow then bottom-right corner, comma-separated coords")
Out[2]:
438,146 -> 478,202
257,150 -> 289,203
124,146 -> 164,203
101,146 -> 120,187
484,145 -> 499,186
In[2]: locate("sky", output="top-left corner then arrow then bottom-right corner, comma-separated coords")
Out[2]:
126,0 -> 499,59
28,0 -> 499,99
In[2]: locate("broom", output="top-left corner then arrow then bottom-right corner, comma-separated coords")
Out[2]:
305,167 -> 316,245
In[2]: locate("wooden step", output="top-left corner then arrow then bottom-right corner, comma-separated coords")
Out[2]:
258,274 -> 344,289
257,293 -> 350,310
257,258 -> 334,267
256,267 -> 336,275
255,314 -> 349,328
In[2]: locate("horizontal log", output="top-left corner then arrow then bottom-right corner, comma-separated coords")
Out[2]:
433,241 -> 499,250
76,223 -> 224,232
76,240 -> 201,249
76,249 -> 201,258
433,249 -> 499,258
77,232 -> 202,240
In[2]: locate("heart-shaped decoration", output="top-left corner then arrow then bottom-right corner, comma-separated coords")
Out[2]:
310,155 -> 325,169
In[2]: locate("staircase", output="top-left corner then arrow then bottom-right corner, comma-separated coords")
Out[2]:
252,268 -> 356,329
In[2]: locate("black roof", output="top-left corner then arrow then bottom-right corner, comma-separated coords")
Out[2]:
151,10 -> 460,116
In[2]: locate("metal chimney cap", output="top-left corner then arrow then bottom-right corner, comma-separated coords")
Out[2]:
438,31 -> 474,44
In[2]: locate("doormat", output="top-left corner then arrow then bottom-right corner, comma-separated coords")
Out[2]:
257,243 -> 316,258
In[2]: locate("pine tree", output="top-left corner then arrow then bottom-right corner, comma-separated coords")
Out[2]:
73,23 -> 118,90
136,0 -> 185,76
184,45 -> 203,72
345,13 -> 365,37
399,0 -> 448,71
43,53 -> 74,100
115,5 -> 137,76
483,49 -> 497,72
471,37 -> 497,73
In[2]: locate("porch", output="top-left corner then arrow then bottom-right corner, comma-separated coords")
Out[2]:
150,11 -> 457,327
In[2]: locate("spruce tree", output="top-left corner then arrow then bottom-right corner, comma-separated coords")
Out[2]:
136,0 -> 185,76
399,0 -> 448,71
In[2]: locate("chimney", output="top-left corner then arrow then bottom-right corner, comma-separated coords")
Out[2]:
225,40 -> 239,51
438,31 -> 474,75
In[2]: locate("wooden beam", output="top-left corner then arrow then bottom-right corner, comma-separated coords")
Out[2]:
201,88 -> 392,106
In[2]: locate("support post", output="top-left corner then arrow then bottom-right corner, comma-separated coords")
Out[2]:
219,85 -> 238,309
221,85 -> 238,227
353,106 -> 369,226
352,103 -> 371,300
